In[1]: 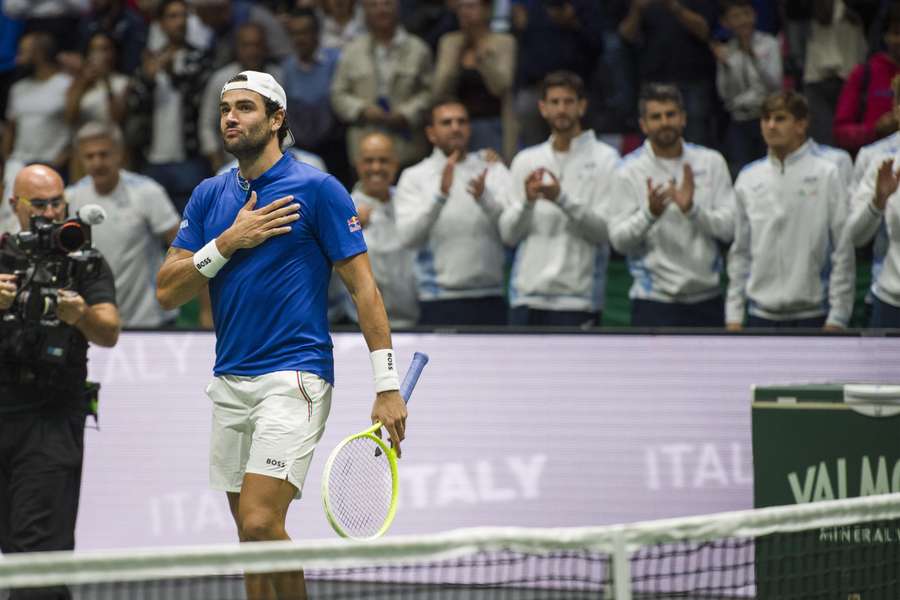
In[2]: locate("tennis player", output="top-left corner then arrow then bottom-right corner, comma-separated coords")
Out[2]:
156,71 -> 406,600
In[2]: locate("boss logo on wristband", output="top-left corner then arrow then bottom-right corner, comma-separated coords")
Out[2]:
370,349 -> 400,393
193,238 -> 229,278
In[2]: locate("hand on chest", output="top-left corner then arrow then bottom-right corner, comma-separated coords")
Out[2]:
212,188 -> 311,243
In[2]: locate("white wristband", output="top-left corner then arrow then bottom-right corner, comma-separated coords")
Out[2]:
370,349 -> 400,393
193,238 -> 229,278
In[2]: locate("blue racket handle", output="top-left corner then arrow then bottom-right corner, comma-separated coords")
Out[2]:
400,352 -> 429,403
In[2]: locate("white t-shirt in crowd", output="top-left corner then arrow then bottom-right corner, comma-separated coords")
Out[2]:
76,73 -> 129,125
66,170 -> 181,327
146,68 -> 186,164
6,72 -> 73,164
0,159 -> 25,235
350,187 -> 419,327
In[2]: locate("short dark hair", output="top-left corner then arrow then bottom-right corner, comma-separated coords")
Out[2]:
157,0 -> 186,19
540,71 -> 585,100
224,73 -> 290,146
235,21 -> 267,41
427,98 -> 468,125
638,83 -> 684,116
82,30 -> 120,58
720,0 -> 753,14
288,7 -> 320,32
761,90 -> 809,120
25,31 -> 58,65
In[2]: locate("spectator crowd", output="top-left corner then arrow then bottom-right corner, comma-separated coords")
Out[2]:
1,0 -> 900,330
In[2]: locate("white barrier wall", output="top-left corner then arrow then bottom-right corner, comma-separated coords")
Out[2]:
76,333 -> 900,549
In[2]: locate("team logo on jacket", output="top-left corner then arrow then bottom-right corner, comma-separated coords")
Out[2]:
347,215 -> 362,232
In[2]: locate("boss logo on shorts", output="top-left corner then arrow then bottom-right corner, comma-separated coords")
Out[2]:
266,458 -> 286,469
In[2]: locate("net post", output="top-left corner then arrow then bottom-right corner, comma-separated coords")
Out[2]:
611,528 -> 632,600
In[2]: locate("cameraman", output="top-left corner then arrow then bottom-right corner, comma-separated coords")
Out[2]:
0,165 -> 119,600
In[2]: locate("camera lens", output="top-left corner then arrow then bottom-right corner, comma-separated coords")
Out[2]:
54,221 -> 86,253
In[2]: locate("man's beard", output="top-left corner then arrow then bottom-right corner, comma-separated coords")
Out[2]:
552,116 -> 576,134
651,127 -> 681,148
439,137 -> 467,156
224,125 -> 273,161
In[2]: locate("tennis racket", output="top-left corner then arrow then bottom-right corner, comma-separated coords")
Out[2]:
321,351 -> 429,539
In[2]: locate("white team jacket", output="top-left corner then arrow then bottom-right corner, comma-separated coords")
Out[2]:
849,134 -> 896,290
609,140 -> 735,303
808,140 -> 853,194
394,148 -> 512,300
848,154 -> 900,308
852,131 -> 900,194
499,130 -> 619,312
727,141 -> 855,325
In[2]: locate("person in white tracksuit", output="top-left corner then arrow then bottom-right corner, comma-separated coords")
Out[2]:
609,83 -> 736,327
394,100 -> 512,325
727,91 -> 855,330
848,76 -> 900,323
847,154 -> 900,327
500,71 -> 618,327
807,138 -> 853,192
853,130 -> 900,195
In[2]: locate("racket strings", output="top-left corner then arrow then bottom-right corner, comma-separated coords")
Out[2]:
326,436 -> 394,538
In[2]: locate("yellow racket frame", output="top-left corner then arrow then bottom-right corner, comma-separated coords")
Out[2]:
321,421 -> 400,540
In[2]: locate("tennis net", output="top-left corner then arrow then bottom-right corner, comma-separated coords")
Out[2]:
0,493 -> 897,599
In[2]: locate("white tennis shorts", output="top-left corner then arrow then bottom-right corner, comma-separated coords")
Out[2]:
205,370 -> 332,499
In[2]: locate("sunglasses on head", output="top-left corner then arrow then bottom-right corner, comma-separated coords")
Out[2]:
16,195 -> 65,211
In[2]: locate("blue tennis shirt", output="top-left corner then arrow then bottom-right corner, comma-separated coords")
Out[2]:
172,153 -> 367,383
